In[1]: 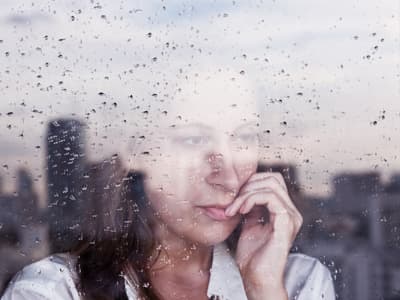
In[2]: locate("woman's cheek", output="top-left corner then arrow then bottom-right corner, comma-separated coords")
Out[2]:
236,160 -> 258,184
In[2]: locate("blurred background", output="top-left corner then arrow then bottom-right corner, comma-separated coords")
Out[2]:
0,0 -> 399,299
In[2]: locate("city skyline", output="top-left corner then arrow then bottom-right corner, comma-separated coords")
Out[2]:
0,116 -> 399,299
2,116 -> 400,214
2,111 -> 400,203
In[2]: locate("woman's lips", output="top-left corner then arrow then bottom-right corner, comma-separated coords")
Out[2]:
201,206 -> 231,221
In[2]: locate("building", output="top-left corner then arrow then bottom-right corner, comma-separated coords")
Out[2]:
46,118 -> 87,253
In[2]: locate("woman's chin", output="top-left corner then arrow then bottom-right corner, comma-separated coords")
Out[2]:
192,224 -> 236,246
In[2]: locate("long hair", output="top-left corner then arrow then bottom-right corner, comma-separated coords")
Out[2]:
73,158 -> 162,299
74,159 -> 242,300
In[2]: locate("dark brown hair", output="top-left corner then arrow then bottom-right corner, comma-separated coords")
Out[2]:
74,169 -> 157,299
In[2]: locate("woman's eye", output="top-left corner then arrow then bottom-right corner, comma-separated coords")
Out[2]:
178,136 -> 210,146
235,133 -> 259,144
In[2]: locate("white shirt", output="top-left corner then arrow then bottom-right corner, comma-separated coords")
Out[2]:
2,243 -> 335,299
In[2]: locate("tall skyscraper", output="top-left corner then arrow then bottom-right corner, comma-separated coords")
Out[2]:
46,118 -> 86,253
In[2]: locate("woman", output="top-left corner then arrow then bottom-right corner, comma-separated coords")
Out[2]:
2,68 -> 335,299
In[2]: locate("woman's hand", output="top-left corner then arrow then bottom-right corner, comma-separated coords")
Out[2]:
225,172 -> 303,300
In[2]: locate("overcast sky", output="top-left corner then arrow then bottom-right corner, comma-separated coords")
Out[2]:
0,0 -> 399,200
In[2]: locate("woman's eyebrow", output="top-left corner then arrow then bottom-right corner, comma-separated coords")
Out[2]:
234,121 -> 259,132
169,123 -> 213,131
168,121 -> 259,132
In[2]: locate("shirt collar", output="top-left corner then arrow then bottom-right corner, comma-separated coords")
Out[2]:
207,243 -> 247,300
125,243 -> 248,300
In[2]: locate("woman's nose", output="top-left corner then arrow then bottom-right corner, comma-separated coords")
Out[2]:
205,150 -> 240,196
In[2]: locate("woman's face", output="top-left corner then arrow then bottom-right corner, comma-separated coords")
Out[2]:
136,72 -> 260,246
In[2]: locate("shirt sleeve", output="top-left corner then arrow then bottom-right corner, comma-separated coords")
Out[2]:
296,257 -> 336,300
2,282 -> 65,300
285,253 -> 336,300
1,256 -> 81,300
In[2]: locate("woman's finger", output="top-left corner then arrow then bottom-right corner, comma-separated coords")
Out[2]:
238,192 -> 301,244
230,177 -> 297,216
243,172 -> 288,192
239,191 -> 303,235
226,188 -> 290,217
243,173 -> 300,213
239,190 -> 291,215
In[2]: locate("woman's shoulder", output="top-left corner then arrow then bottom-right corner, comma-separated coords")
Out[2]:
1,253 -> 81,300
285,253 -> 335,300
286,252 -> 330,277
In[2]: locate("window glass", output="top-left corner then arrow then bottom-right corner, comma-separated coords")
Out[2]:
0,1 -> 399,299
